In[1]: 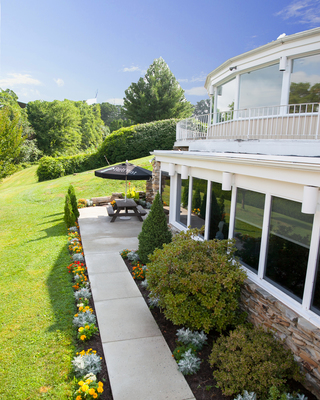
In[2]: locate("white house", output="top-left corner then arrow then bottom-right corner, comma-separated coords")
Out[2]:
153,27 -> 320,397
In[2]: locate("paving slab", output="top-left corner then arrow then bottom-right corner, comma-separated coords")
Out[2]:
85,252 -> 128,275
89,271 -> 141,302
103,336 -> 195,400
95,297 -> 162,343
81,235 -> 139,254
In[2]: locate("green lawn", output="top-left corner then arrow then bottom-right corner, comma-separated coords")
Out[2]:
0,156 -> 153,399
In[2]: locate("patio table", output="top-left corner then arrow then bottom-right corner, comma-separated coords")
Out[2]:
107,199 -> 146,222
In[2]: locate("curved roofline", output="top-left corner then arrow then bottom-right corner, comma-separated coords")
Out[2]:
204,27 -> 320,90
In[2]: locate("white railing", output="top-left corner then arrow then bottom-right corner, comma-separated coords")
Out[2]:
176,103 -> 320,141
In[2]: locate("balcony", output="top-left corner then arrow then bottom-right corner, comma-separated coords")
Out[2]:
177,103 -> 320,143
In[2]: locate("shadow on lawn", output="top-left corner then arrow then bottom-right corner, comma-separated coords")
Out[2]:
29,221 -> 67,242
46,242 -> 76,333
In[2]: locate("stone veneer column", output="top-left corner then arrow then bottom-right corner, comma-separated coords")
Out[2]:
240,278 -> 320,399
145,160 -> 161,203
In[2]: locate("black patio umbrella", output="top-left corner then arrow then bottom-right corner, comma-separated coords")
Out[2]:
94,161 -> 152,200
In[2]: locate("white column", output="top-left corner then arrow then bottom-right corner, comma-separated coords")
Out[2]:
302,210 -> 320,310
204,180 -> 212,240
228,185 -> 237,239
258,193 -> 272,280
187,176 -> 193,228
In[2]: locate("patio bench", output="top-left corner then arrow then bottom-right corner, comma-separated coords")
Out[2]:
106,205 -> 115,217
137,205 -> 147,216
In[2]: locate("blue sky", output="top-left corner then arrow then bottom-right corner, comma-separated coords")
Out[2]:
0,0 -> 319,106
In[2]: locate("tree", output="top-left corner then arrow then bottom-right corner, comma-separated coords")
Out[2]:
68,184 -> 80,219
74,101 -> 104,150
0,106 -> 24,178
27,100 -> 82,156
138,192 -> 172,264
123,57 -> 193,124
192,99 -> 211,117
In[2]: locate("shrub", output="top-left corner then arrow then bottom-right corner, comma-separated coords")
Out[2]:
64,194 -> 76,228
36,156 -> 65,181
72,349 -> 102,377
209,325 -> 302,399
138,193 -> 172,264
146,228 -> 247,332
68,184 -> 80,219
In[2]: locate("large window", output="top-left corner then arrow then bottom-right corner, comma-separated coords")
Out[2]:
208,182 -> 231,240
265,197 -> 313,302
239,63 -> 282,110
311,247 -> 320,315
160,171 -> 170,217
177,174 -> 189,227
190,178 -> 207,233
216,78 -> 236,121
234,189 -> 265,273
289,53 -> 320,107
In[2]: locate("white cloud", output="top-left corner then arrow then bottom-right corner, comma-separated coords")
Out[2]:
276,0 -> 320,26
54,78 -> 64,87
184,86 -> 207,96
0,73 -> 41,88
178,72 -> 207,84
123,66 -> 140,72
105,98 -> 124,106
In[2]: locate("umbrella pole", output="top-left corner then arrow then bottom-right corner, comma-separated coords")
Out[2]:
125,177 -> 127,201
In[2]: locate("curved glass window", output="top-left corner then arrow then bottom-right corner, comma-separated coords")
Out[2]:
265,197 -> 313,302
239,63 -> 282,110
208,182 -> 231,240
289,53 -> 320,107
234,189 -> 265,273
216,78 -> 236,120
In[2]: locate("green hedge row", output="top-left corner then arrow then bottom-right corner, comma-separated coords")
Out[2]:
36,119 -> 178,181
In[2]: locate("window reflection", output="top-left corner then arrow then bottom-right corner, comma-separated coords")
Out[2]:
160,171 -> 170,217
311,248 -> 320,315
265,197 -> 313,302
239,64 -> 282,110
177,174 -> 189,227
289,53 -> 320,107
234,189 -> 265,273
216,78 -> 236,122
190,178 -> 207,235
208,182 -> 231,240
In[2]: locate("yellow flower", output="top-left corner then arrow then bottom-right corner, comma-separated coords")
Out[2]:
78,380 -> 84,386
78,327 -> 84,332
85,379 -> 92,384
93,393 -> 98,399
79,306 -> 83,311
85,325 -> 90,329
98,381 -> 103,387
76,396 -> 82,400
80,335 -> 86,341
88,388 -> 95,395
97,386 -> 103,393
81,384 -> 89,392
74,314 -> 78,317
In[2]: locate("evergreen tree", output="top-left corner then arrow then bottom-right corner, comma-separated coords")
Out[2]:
64,194 -> 76,228
192,188 -> 201,211
123,57 -> 193,124
181,185 -> 189,208
138,192 -> 172,264
68,184 -> 80,219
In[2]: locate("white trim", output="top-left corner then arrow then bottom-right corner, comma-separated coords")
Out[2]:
187,176 -> 193,227
204,180 -> 212,240
259,193 -> 271,280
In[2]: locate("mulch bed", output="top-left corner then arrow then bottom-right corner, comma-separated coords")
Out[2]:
78,256 -> 317,400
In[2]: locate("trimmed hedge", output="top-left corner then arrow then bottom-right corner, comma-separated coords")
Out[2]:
37,156 -> 65,181
36,118 -> 178,181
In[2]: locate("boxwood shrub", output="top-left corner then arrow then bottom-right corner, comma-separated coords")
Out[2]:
36,156 -> 65,181
146,228 -> 247,333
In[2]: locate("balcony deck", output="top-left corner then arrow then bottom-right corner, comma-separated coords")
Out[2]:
176,103 -> 320,156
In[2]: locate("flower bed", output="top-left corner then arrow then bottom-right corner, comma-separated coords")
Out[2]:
67,223 -> 113,400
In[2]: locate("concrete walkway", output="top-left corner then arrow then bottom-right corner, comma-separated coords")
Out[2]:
78,206 -> 195,400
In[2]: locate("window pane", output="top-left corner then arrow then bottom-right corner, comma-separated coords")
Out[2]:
216,78 -> 236,113
311,250 -> 320,315
160,171 -> 170,217
289,53 -> 320,106
265,197 -> 313,302
177,174 -> 188,227
234,189 -> 265,273
239,63 -> 282,110
190,178 -> 207,234
208,182 -> 231,240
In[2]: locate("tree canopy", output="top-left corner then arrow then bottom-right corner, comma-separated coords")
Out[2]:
27,100 -> 104,156
123,57 -> 193,124
192,99 -> 211,117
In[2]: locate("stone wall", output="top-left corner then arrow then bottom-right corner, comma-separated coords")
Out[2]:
146,160 -> 161,203
240,279 -> 320,399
